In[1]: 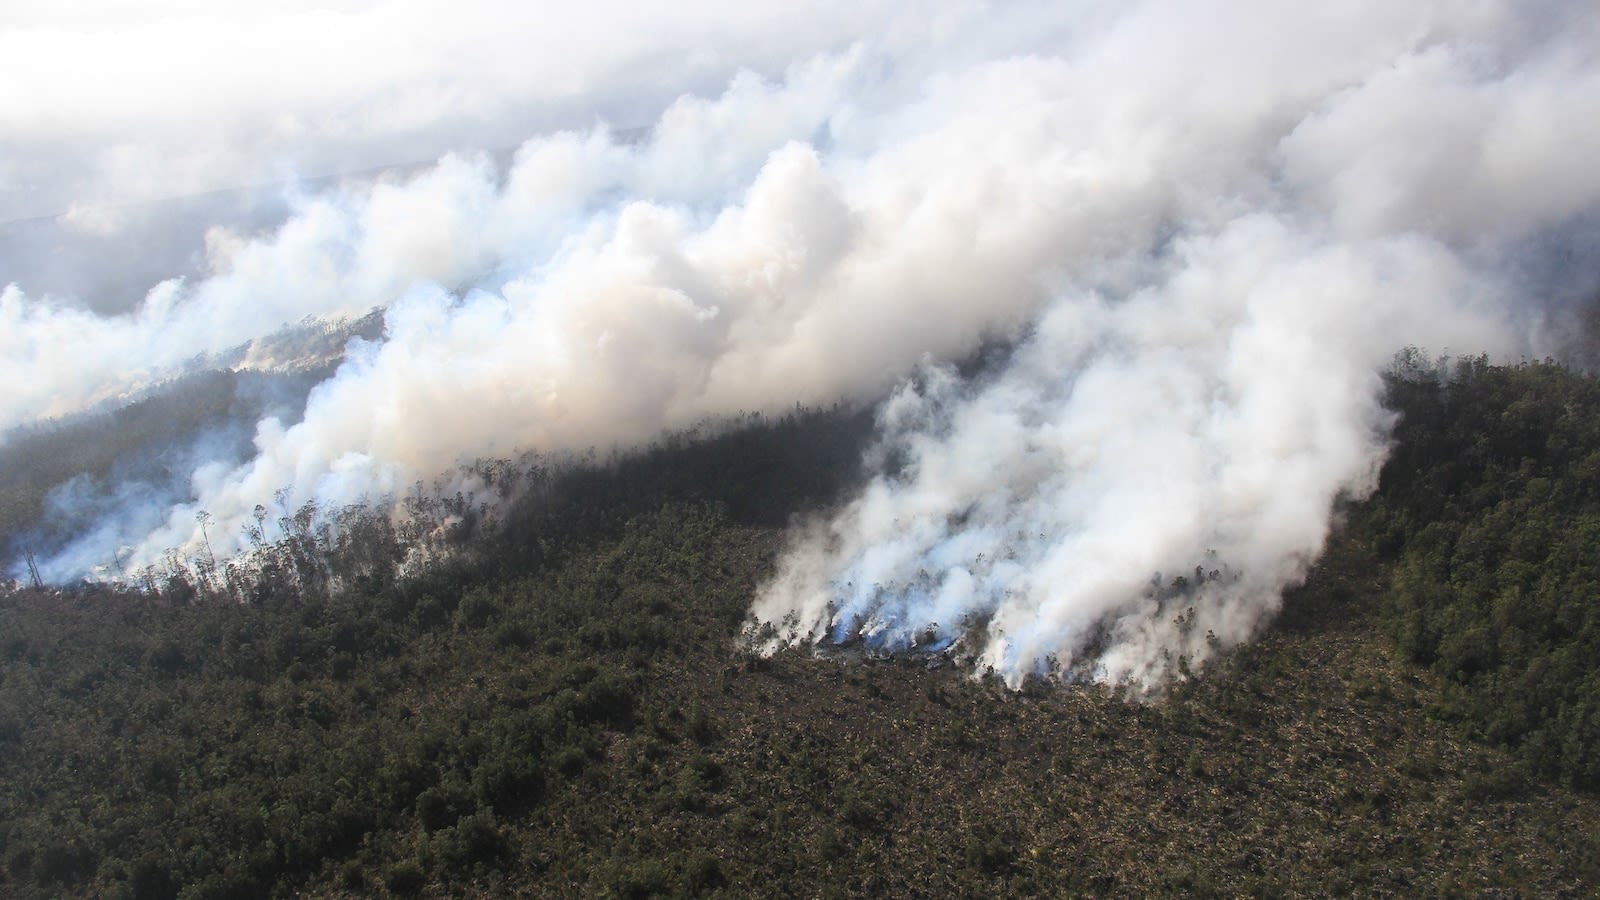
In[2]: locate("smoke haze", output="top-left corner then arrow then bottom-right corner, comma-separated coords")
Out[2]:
5,1 -> 1599,683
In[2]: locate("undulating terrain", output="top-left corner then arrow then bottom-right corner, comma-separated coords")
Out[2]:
5,358 -> 1600,898
8,4 -> 1600,898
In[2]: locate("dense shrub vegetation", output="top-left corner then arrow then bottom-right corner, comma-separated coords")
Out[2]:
1371,354 -> 1600,790
3,363 -> 1600,896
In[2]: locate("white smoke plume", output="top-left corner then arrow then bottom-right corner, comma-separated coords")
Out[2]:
6,7 -> 1081,578
746,0 -> 1600,684
5,2 -> 1600,683
750,220 -> 1510,685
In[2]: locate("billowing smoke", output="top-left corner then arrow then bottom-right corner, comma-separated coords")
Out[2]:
750,220 -> 1509,685
743,0 -> 1600,683
5,2 -> 1600,682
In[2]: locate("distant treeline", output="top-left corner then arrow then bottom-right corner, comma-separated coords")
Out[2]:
0,308 -> 385,573
0,367 -> 330,568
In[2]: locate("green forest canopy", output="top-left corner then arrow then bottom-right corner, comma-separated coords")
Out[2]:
3,358 -> 1600,896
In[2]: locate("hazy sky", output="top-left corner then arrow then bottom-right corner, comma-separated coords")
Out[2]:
0,2 -> 1039,310
1,1 -> 950,221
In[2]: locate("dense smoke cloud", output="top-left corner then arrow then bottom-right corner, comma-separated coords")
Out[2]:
5,2 -> 1598,682
750,220 -> 1509,685
0,0 -> 916,314
745,0 -> 1600,684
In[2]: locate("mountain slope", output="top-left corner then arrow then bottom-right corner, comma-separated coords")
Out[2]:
4,367 -> 1600,898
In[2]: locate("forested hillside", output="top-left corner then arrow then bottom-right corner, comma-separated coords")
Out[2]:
4,360 -> 1600,897
1371,355 -> 1600,790
0,311 -> 384,576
